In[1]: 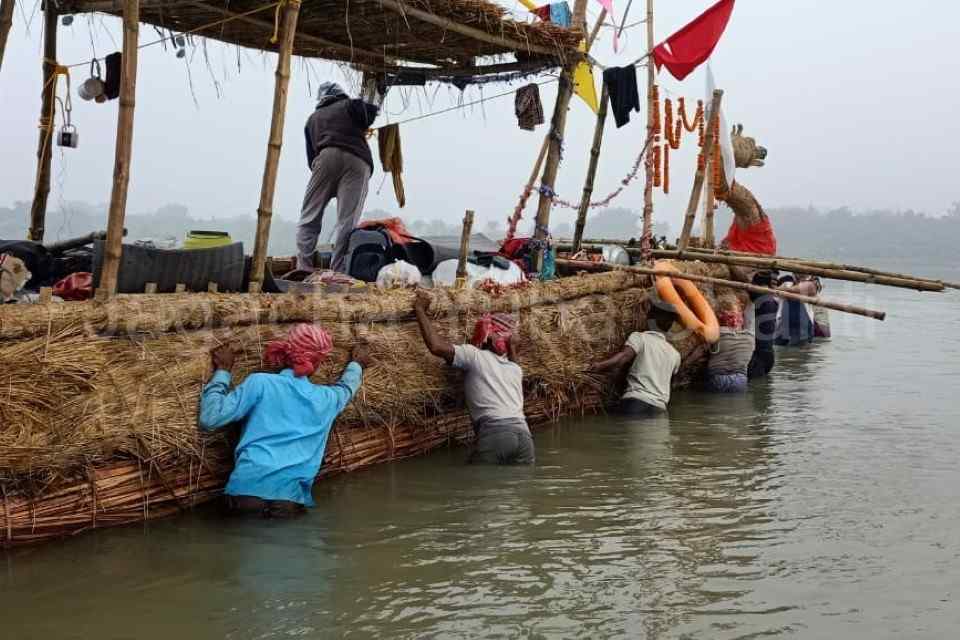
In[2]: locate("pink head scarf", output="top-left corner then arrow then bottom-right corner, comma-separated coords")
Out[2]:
471,313 -> 515,356
264,323 -> 333,377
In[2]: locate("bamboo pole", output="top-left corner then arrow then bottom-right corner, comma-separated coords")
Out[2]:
378,0 -> 579,61
640,0 -> 655,250
571,9 -> 610,254
28,6 -> 58,243
97,0 -> 139,297
249,0 -> 301,290
455,210 -> 475,288
572,84 -> 609,253
651,249 -> 945,292
560,238 -> 959,290
703,155 -> 716,247
677,89 -> 723,251
532,0 -> 588,270
556,258 -> 887,320
0,0 -> 13,73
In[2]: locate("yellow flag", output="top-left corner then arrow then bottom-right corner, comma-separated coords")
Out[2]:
518,0 -> 538,10
573,44 -> 599,114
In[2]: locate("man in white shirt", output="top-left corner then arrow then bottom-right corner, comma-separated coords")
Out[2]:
588,291 -> 681,415
413,291 -> 533,464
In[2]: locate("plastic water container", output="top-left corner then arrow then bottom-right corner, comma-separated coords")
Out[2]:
183,230 -> 232,250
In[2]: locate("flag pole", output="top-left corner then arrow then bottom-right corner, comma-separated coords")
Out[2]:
641,0 -> 655,257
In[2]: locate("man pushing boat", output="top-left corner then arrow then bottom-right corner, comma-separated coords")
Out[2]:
199,324 -> 372,517
413,290 -> 534,465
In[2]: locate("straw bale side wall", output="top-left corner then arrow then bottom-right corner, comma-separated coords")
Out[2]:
0,266 -> 738,545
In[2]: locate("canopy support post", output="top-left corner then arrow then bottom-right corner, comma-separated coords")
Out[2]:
677,89 -> 723,251
28,6 -> 57,243
532,0 -> 588,272
250,0 -> 302,290
0,0 -> 14,73
571,84 -> 608,254
97,0 -> 140,297
703,154 -> 716,247
640,0 -> 654,255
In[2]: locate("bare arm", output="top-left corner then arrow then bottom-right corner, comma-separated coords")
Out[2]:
588,346 -> 637,375
506,335 -> 518,363
414,291 -> 455,364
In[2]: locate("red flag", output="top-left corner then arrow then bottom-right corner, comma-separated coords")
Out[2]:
653,0 -> 735,81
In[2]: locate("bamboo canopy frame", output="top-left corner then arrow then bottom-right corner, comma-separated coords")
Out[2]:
249,0 -> 301,289
28,7 -> 58,243
97,0 -> 140,297
678,89 -> 723,250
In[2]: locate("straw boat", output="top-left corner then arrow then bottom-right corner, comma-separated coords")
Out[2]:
0,260 -> 741,545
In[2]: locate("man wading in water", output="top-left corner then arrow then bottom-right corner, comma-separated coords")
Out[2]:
298,81 -> 381,273
413,291 -> 534,465
199,324 -> 372,517
588,293 -> 681,415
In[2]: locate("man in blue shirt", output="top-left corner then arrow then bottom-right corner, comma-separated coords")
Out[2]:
199,324 -> 371,517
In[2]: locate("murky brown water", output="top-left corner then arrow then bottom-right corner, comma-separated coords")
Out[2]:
2,278 -> 959,639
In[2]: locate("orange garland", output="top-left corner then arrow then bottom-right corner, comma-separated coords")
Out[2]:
651,85 -> 661,136
662,142 -> 670,194
679,98 -> 704,133
652,143 -> 662,188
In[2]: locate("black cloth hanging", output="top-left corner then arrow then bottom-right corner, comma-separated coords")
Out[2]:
104,52 -> 122,100
514,83 -> 544,131
602,65 -> 641,128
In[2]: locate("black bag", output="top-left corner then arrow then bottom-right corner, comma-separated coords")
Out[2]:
344,226 -> 435,282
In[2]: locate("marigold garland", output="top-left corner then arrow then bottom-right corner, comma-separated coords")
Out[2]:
663,99 -> 682,150
662,142 -> 670,194
651,85 -> 661,135
679,97 -> 704,133
652,143 -> 662,188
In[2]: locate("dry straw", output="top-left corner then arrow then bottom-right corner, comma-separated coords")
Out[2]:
0,266 -> 735,545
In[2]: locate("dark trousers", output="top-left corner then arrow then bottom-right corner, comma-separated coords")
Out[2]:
469,421 -> 535,465
617,398 -> 663,416
226,495 -> 306,519
747,348 -> 775,379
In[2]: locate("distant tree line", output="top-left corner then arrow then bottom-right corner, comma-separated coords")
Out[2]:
3,200 -> 959,263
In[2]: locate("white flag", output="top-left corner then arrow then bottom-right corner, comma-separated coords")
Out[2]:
705,64 -> 736,190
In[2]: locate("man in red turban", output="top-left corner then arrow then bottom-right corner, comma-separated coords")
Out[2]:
199,324 -> 372,517
413,291 -> 533,465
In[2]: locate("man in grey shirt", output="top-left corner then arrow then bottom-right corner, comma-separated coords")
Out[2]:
588,292 -> 681,415
413,291 -> 533,464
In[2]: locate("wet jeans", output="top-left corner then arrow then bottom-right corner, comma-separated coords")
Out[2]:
470,419 -> 535,465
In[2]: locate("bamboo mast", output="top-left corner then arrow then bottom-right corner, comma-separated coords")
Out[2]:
532,0 -> 588,270
0,0 -> 14,73
249,0 -> 302,290
677,89 -> 723,251
28,6 -> 58,243
640,0 -> 654,252
97,0 -> 139,297
570,9 -> 609,254
556,258 -> 887,320
572,84 -> 608,253
702,155 -> 716,246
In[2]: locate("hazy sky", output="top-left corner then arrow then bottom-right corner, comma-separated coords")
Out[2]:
2,0 -> 958,239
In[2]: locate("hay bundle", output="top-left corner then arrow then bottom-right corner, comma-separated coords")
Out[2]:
0,266 -> 734,545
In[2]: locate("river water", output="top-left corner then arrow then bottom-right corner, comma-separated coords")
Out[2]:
3,275 -> 959,639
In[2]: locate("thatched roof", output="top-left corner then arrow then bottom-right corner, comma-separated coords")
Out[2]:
64,0 -> 583,79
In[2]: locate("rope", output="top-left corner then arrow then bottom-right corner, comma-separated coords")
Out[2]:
269,0 -> 286,44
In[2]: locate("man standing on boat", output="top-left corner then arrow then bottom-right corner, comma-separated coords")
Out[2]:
588,293 -> 681,415
298,81 -> 382,273
413,291 -> 534,465
199,324 -> 372,517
